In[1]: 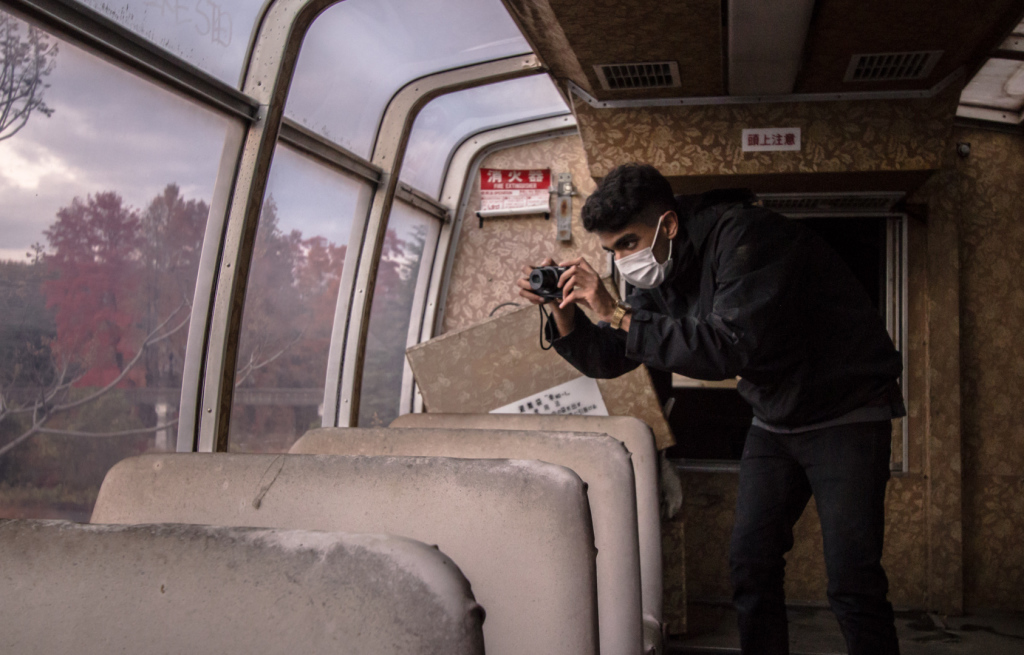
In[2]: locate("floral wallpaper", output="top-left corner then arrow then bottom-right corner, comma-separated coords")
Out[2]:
504,0 -> 723,100
572,88 -> 959,183
441,135 -> 604,334
796,0 -> 1024,94
950,127 -> 1024,610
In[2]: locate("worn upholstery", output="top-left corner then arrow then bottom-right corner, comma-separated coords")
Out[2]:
0,519 -> 484,655
91,453 -> 599,655
391,413 -> 664,651
292,426 -> 644,655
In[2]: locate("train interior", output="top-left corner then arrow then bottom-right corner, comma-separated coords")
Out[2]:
1,0 -> 1024,652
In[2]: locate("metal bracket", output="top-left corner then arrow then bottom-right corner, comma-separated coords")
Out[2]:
553,172 -> 576,241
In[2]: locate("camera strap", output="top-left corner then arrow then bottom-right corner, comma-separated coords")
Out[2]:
539,304 -> 554,351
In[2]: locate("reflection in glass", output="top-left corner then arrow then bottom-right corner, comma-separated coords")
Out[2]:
358,202 -> 438,427
75,0 -> 263,87
401,75 -> 569,197
0,10 -> 231,520
228,146 -> 371,453
286,0 -> 530,157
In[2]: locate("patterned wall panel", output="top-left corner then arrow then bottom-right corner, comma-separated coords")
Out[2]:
504,0 -> 593,94
910,164 -> 966,614
572,88 -> 959,188
547,0 -> 723,99
797,0 -> 1024,94
442,135 -> 603,334
505,0 -> 723,100
679,472 -> 930,609
951,128 -> 1024,610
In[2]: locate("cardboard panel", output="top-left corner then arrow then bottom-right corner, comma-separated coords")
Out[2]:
407,304 -> 675,450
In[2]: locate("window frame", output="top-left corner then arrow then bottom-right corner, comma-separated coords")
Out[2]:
5,0 -> 563,450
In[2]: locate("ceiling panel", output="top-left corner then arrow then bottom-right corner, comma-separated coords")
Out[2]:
796,0 -> 1024,94
508,0 -> 723,100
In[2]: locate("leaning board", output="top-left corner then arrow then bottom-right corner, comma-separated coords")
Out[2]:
407,305 -> 675,450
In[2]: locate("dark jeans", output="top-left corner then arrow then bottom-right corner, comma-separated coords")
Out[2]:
730,422 -> 899,655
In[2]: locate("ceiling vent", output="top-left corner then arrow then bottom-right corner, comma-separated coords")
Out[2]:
844,51 -> 942,82
759,192 -> 904,216
594,62 -> 681,91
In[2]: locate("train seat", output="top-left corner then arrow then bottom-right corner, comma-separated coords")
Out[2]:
90,453 -> 599,655
291,426 -> 644,655
390,413 -> 664,652
0,519 -> 485,655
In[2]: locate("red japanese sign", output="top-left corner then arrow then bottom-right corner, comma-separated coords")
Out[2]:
480,168 -> 551,213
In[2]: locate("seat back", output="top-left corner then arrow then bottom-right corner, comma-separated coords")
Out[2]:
91,453 -> 598,655
292,426 -> 644,655
0,519 -> 484,655
390,414 -> 663,626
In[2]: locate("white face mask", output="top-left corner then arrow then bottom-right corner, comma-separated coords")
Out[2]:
616,214 -> 674,289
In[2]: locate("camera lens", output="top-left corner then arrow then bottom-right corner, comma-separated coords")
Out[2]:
529,269 -> 553,292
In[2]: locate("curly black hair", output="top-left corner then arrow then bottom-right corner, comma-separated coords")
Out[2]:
581,163 -> 676,233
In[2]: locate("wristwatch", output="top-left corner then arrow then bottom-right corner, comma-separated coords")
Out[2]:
610,301 -> 632,331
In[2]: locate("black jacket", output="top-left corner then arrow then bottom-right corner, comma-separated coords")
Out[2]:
549,192 -> 905,429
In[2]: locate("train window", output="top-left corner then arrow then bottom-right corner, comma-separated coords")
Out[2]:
284,0 -> 530,158
74,0 -> 265,88
0,9 -> 233,519
227,145 -> 372,453
400,75 -> 570,198
357,200 -> 439,427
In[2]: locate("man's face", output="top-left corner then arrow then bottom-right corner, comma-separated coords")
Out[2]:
598,210 -> 679,263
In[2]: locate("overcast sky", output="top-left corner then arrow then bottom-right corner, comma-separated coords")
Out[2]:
0,17 -> 228,261
0,0 -> 563,263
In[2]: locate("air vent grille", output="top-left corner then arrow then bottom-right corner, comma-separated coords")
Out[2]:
594,62 -> 681,91
760,193 -> 904,216
844,51 -> 942,82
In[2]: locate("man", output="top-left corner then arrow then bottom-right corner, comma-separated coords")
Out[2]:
517,163 -> 904,655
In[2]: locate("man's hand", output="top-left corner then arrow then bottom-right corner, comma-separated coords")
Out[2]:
558,257 -> 618,323
517,257 -> 577,337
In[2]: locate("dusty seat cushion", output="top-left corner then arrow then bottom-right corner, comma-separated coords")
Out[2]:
390,413 -> 663,623
0,519 -> 484,655
293,426 -> 644,655
91,453 -> 599,655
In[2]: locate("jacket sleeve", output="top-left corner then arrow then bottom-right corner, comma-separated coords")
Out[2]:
624,213 -> 801,380
546,305 -> 644,379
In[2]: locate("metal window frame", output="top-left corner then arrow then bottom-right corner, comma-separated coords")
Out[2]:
326,55 -> 545,428
191,0 -> 342,452
886,214 -> 910,474
3,0 -> 548,448
407,114 -> 579,414
4,0 -> 259,120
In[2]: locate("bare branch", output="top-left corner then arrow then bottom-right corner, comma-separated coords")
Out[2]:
37,419 -> 179,439
51,302 -> 188,413
0,424 -> 42,459
234,325 -> 307,388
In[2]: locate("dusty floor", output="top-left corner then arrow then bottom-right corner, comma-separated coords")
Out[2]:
669,603 -> 1024,654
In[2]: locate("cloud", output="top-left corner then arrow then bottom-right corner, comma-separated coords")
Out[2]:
0,19 -> 229,261
0,139 -> 77,190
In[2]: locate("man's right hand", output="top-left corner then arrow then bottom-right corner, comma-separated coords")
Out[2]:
517,257 -> 576,336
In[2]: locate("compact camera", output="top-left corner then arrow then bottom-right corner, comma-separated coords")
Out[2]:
529,265 -> 568,301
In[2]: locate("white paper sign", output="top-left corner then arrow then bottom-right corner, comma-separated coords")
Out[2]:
742,127 -> 801,152
490,376 -> 609,416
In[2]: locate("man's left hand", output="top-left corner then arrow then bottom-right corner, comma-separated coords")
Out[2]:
557,257 -> 618,322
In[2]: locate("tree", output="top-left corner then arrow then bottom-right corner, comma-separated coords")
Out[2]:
357,222 -> 428,427
0,187 -> 200,465
0,12 -> 57,142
